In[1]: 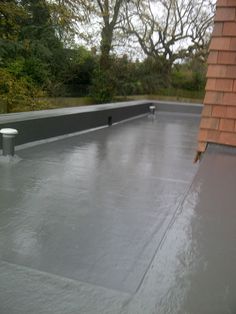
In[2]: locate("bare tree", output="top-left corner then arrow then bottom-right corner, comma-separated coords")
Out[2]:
124,0 -> 215,75
96,0 -> 126,68
70,1 -> 126,69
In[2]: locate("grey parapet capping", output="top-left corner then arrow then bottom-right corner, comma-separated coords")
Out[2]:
0,101 -> 152,149
154,100 -> 203,114
0,128 -> 18,156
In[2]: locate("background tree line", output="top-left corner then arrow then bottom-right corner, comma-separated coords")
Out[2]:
0,0 -> 215,113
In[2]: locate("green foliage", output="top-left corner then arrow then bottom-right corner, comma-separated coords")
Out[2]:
0,1 -> 28,41
23,57 -> 50,85
90,68 -> 116,103
61,46 -> 97,97
171,59 -> 207,92
0,0 -> 207,112
0,0 -> 77,111
0,67 -> 42,113
110,56 -> 142,96
136,56 -> 172,94
158,87 -> 205,100
90,55 -> 141,103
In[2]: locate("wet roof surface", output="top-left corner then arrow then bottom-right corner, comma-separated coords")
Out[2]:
0,111 -> 235,313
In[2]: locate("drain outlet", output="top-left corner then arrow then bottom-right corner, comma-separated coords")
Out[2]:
108,116 -> 113,126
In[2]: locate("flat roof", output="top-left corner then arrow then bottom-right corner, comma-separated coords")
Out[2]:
0,109 -> 235,313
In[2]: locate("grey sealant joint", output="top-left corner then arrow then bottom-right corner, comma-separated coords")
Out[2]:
0,128 -> 18,156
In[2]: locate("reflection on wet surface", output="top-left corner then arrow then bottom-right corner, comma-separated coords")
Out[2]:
5,113 -> 233,314
0,113 -> 199,295
126,146 -> 236,314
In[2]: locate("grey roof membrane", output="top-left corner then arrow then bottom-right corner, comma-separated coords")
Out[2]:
0,110 -> 235,313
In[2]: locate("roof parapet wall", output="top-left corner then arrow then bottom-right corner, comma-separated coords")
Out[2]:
198,0 -> 236,152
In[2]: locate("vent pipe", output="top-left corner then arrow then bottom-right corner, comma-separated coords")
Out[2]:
0,128 -> 18,156
149,105 -> 156,115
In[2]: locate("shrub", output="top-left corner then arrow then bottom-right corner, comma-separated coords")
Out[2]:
0,67 -> 43,113
90,68 -> 116,103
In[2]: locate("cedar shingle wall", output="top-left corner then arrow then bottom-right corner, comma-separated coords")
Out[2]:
198,0 -> 236,152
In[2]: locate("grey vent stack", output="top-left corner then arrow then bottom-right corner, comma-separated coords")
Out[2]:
0,128 -> 18,156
